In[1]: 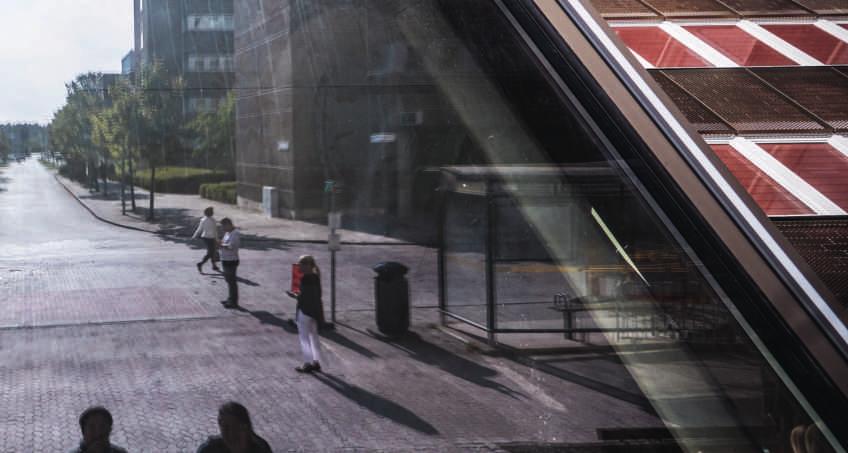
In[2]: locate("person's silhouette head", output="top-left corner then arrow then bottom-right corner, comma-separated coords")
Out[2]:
218,401 -> 253,450
204,207 -> 214,217
78,406 -> 113,450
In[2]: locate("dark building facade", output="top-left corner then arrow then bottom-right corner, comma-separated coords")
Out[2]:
133,0 -> 234,116
233,0 -> 596,239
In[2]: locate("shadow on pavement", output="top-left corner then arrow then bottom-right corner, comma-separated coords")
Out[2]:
249,310 -> 299,334
347,326 -> 524,399
312,372 -> 439,435
140,208 -> 292,251
251,311 -> 380,359
205,273 -> 261,287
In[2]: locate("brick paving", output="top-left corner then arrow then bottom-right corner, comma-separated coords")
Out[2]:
0,160 -> 664,451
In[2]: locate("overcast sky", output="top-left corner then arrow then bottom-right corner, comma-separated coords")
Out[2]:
0,1 -> 133,124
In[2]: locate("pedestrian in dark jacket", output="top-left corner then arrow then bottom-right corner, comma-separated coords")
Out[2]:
196,401 -> 272,453
286,255 -> 323,373
68,406 -> 128,453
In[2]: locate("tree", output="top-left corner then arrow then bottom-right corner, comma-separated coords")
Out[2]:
92,78 -> 142,214
0,132 -> 9,163
137,62 -> 185,220
187,92 -> 235,172
49,73 -> 112,189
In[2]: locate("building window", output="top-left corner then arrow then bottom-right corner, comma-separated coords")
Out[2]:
187,97 -> 221,113
187,54 -> 233,72
186,14 -> 234,31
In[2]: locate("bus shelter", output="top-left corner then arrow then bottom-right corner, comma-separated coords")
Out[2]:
438,165 -> 725,345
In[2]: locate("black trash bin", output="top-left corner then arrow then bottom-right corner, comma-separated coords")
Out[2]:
373,262 -> 410,336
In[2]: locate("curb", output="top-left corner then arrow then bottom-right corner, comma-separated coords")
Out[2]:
54,173 -> 170,236
53,173 -> 428,247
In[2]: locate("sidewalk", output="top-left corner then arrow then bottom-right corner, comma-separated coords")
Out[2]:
55,175 -> 410,244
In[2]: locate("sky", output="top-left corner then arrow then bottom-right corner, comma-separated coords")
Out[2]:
0,1 -> 133,125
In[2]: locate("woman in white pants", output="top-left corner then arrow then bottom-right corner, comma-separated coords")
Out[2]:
287,255 -> 323,373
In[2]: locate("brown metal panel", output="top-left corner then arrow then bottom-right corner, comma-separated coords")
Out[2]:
587,0 -> 661,19
662,68 -> 829,134
714,0 -> 814,16
532,0 -> 848,395
774,218 -> 848,310
789,0 -> 848,15
753,67 -> 848,132
649,70 -> 734,134
641,0 -> 737,18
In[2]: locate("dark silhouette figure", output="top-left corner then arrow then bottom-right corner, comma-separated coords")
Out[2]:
68,406 -> 128,453
196,401 -> 272,453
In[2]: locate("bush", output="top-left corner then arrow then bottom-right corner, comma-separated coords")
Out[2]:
59,160 -> 87,183
132,166 -> 232,194
200,181 -> 237,204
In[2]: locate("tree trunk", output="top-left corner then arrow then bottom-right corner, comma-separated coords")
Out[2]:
128,158 -> 137,211
102,162 -> 108,198
147,165 -> 156,220
120,156 -> 126,215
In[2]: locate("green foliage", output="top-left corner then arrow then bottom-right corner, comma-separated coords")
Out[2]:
132,166 -> 232,194
187,92 -> 235,172
199,181 -> 237,204
0,132 -> 9,162
0,123 -> 49,163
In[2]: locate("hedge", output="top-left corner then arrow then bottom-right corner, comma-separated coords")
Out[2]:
200,181 -> 237,204
132,166 -> 232,194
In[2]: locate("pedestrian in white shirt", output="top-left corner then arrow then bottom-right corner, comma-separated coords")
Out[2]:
192,207 -> 220,273
218,218 -> 241,308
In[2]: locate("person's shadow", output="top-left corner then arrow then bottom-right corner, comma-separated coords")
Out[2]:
354,327 -> 524,400
250,310 -> 298,334
204,272 -> 261,287
312,372 -> 439,435
249,311 -> 379,359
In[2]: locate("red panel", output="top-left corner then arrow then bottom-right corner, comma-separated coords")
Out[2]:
759,143 -> 848,211
614,27 -> 712,68
711,145 -> 814,216
685,25 -> 797,66
762,25 -> 848,64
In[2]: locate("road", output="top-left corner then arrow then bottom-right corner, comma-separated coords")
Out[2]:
0,158 -> 660,452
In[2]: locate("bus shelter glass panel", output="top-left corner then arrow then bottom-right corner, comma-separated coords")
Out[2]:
443,190 -> 489,327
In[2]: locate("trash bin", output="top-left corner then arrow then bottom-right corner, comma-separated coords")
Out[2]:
373,262 -> 410,336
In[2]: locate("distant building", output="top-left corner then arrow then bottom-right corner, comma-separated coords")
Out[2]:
121,50 -> 136,76
132,0 -> 234,116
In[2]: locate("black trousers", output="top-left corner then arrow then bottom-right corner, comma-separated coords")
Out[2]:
200,238 -> 219,265
222,260 -> 239,303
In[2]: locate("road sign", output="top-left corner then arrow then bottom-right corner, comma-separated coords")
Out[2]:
328,233 -> 341,252
370,133 -> 396,143
328,212 -> 342,230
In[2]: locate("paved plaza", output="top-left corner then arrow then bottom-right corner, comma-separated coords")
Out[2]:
0,158 -> 662,452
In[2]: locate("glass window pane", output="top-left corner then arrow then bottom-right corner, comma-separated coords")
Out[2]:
685,25 -> 797,66
759,143 -> 848,211
614,27 -> 712,68
711,144 -> 814,215
762,24 -> 848,64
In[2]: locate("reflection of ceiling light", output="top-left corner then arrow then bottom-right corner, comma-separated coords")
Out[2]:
277,140 -> 289,151
590,207 -> 648,286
